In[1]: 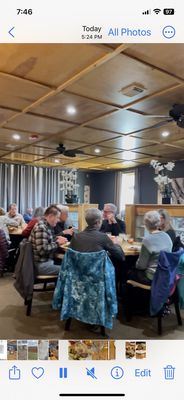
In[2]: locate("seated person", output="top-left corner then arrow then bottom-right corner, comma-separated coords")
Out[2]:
130,210 -> 172,285
6,203 -> 25,226
23,207 -> 33,223
54,205 -> 74,241
30,205 -> 67,275
0,228 -> 9,276
158,208 -> 176,244
0,215 -> 19,242
100,203 -> 126,236
70,208 -> 125,262
22,207 -> 45,238
0,208 -> 5,216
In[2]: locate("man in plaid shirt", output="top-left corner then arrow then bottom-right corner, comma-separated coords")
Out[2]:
30,205 -> 67,275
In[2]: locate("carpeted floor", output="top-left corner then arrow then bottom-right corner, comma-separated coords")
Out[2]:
0,275 -> 184,339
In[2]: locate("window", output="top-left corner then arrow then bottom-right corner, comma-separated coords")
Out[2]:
121,172 -> 135,210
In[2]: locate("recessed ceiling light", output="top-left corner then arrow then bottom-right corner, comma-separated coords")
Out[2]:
94,148 -> 101,154
54,159 -> 60,163
162,131 -> 170,137
12,134 -> 21,140
66,106 -> 77,115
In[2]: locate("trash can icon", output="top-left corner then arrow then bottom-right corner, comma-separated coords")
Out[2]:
164,365 -> 175,380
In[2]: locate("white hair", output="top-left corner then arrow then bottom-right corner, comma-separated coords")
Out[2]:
56,205 -> 69,214
144,210 -> 161,231
104,203 -> 117,214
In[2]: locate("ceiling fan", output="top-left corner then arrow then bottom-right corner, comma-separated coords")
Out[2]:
56,143 -> 85,157
138,104 -> 184,133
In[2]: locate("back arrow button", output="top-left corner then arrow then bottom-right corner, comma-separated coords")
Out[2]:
8,27 -> 15,38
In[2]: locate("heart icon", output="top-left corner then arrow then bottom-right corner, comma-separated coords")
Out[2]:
31,367 -> 44,379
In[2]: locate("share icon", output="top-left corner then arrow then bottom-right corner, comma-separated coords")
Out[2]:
86,367 -> 97,379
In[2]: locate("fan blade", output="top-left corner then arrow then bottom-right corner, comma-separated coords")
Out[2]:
142,115 -> 170,118
73,149 -> 85,154
132,118 -> 174,135
146,118 -> 173,129
64,148 -> 85,157
64,150 -> 76,157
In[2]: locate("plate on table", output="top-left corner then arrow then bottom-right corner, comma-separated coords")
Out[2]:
129,245 -> 141,251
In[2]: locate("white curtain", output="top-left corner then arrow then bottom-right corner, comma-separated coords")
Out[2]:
134,168 -> 140,204
114,171 -> 123,213
171,178 -> 184,204
0,163 -> 63,213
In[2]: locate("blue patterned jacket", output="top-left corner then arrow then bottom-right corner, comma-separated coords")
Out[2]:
52,248 -> 117,329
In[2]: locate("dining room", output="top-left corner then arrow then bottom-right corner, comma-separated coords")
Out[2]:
1,43 -> 184,340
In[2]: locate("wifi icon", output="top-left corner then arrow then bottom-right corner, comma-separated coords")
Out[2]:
153,8 -> 161,14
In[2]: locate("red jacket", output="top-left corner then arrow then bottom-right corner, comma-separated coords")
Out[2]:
22,218 -> 38,238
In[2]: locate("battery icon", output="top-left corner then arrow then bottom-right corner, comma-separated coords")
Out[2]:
163,8 -> 175,15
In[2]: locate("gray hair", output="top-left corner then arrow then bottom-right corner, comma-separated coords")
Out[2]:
144,210 -> 161,231
104,203 -> 117,214
33,207 -> 45,218
56,205 -> 69,214
85,208 -> 102,227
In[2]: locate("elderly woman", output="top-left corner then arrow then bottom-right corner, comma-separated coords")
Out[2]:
130,210 -> 173,284
158,208 -> 176,244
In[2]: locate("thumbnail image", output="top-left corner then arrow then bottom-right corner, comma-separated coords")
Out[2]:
135,341 -> 146,359
49,340 -> 59,360
5,340 -> 59,361
125,342 -> 136,359
125,341 -> 146,359
28,340 -> 38,360
7,340 -> 17,360
17,340 -> 28,360
68,340 -> 116,360
38,340 -> 49,360
0,340 -> 7,360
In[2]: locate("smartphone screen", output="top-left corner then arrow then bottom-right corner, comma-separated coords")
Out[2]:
0,1 -> 183,399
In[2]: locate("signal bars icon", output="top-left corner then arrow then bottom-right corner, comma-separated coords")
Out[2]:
142,9 -> 151,15
142,8 -> 162,15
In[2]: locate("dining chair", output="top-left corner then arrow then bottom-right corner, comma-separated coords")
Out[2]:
52,248 -> 118,335
14,239 -> 58,316
125,249 -> 184,335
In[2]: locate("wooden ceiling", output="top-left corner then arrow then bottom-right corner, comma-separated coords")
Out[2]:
0,43 -> 184,170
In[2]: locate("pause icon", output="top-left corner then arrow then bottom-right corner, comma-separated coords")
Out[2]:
142,9 -> 151,15
59,368 -> 68,379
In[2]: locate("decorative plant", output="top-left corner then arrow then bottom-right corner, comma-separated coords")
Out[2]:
60,169 -> 80,201
150,160 -> 175,197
